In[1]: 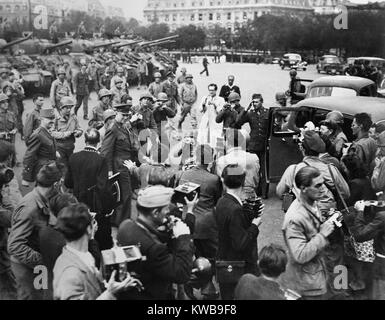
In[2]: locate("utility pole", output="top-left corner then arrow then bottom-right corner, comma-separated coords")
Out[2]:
28,0 -> 33,32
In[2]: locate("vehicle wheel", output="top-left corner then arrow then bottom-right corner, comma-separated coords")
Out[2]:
303,68 -> 307,71
281,65 -> 284,70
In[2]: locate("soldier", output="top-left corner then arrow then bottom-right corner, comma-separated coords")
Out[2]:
22,108 -> 57,187
100,109 -> 116,142
131,93 -> 157,135
178,74 -> 198,130
50,67 -> 71,110
111,78 -> 128,106
161,71 -> 180,115
1,85 -> 19,142
219,75 -> 241,102
24,93 -> 44,144
110,67 -> 128,91
88,88 -> 113,130
101,103 -> 140,225
153,92 -> 176,147
99,68 -> 114,90
86,59 -> 99,93
177,67 -> 187,85
73,64 -> 90,120
148,72 -> 163,98
52,97 -> 83,170
0,93 -> 17,145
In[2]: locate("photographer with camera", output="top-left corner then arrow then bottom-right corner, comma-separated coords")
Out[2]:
215,92 -> 244,130
117,185 -> 197,299
53,203 -> 140,300
282,166 -> 335,299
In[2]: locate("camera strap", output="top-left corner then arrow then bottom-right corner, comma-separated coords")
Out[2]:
327,164 -> 349,212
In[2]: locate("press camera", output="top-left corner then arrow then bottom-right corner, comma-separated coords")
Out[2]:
172,182 -> 200,205
242,197 -> 264,222
101,245 -> 144,282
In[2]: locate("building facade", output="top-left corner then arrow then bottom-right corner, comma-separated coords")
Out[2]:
143,0 -> 315,31
309,0 -> 348,15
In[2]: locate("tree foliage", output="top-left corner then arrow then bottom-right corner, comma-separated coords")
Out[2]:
175,25 -> 206,50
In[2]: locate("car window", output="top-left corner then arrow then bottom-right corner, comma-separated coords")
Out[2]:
324,57 -> 340,63
359,84 -> 377,97
308,86 -> 357,98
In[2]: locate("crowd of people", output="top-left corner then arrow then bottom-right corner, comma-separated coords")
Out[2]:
0,60 -> 384,301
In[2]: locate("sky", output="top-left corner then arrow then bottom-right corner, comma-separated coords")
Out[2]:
101,0 -> 385,21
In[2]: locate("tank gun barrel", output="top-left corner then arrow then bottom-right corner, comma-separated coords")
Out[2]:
0,33 -> 33,52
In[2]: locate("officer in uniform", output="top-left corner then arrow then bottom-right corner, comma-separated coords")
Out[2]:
101,103 -> 139,226
52,97 -> 83,170
88,88 -> 113,130
22,108 -> 57,187
0,93 -> 17,145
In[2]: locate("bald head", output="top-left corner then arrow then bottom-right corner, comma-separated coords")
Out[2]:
228,75 -> 235,86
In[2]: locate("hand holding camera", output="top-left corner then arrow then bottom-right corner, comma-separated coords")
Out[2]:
105,270 -> 144,297
320,220 -> 335,238
172,218 -> 190,238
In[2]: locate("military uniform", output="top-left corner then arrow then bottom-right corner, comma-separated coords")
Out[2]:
0,108 -> 16,144
52,114 -> 82,169
161,80 -> 180,112
101,121 -> 139,225
24,109 -> 41,144
73,71 -> 89,117
89,101 -> 110,130
49,79 -> 71,109
22,127 -> 57,182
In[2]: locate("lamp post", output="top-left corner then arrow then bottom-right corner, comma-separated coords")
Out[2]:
28,0 -> 33,32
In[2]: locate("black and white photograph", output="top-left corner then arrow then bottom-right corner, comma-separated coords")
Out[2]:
0,0 -> 384,306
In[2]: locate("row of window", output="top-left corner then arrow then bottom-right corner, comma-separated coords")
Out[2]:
148,0 -> 307,8
148,10 -> 274,22
0,4 -> 28,12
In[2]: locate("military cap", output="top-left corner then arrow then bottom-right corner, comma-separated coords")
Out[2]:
185,74 -> 193,79
40,108 -> 56,120
113,103 -> 132,113
228,92 -> 241,103
154,72 -> 162,78
137,185 -> 174,208
156,92 -> 168,102
139,92 -> 154,101
0,93 -> 8,103
60,96 -> 75,108
103,109 -> 116,122
98,88 -> 112,99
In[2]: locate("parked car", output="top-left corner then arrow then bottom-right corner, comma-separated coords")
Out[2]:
316,55 -> 344,74
279,53 -> 307,70
345,57 -> 385,86
272,57 -> 280,64
305,76 -> 379,99
265,96 -> 385,186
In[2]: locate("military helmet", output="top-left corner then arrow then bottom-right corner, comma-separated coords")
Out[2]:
103,109 -> 116,122
139,92 -> 154,101
156,92 -> 168,102
0,93 -> 8,103
325,110 -> 344,124
98,88 -> 112,100
60,96 -> 75,108
228,92 -> 241,103
116,66 -> 124,73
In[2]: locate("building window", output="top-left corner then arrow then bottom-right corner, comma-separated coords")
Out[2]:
209,13 -> 213,20
227,12 -> 231,20
5,5 -> 11,12
192,1 -> 195,6
0,5 -> 3,11
173,14 -> 177,21
243,12 -> 247,19
217,13 -> 221,20
174,3 -> 177,7
200,1 -> 203,5
191,14 -> 195,20
199,13 -> 203,20
181,2 -> 185,6
210,1 -> 213,5
15,5 -> 20,11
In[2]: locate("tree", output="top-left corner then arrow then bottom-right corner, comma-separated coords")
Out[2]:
207,24 -> 232,48
175,25 -> 206,50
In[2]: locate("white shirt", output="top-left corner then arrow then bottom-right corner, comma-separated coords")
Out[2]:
66,245 -> 96,273
227,190 -> 243,206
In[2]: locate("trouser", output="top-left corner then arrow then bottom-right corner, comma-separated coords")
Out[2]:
218,282 -> 237,300
178,103 -> 194,129
16,99 -> 24,136
75,94 -> 89,117
200,66 -> 209,76
138,73 -> 146,86
11,261 -> 44,300
253,150 -> 267,198
94,213 -> 113,251
88,80 -> 96,93
113,168 -> 132,227
57,144 -> 75,174
0,269 -> 17,300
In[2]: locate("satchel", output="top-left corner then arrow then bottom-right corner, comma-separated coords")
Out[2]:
350,237 -> 375,263
215,261 -> 245,284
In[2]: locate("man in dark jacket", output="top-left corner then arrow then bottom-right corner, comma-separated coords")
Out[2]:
117,185 -> 195,299
22,108 -> 57,187
236,93 -> 269,198
216,92 -> 244,130
73,64 -> 90,119
8,162 -> 63,300
215,164 -> 262,300
219,75 -> 241,102
101,104 -> 139,226
65,128 -> 113,250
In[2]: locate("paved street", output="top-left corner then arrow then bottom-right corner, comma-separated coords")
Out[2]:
15,61 -> 323,248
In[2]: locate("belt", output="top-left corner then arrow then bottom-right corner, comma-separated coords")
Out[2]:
376,253 -> 385,259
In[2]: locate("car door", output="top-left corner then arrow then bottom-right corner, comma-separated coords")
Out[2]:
265,107 -> 308,184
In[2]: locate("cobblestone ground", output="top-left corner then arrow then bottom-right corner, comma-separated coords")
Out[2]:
15,62 -> 322,249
